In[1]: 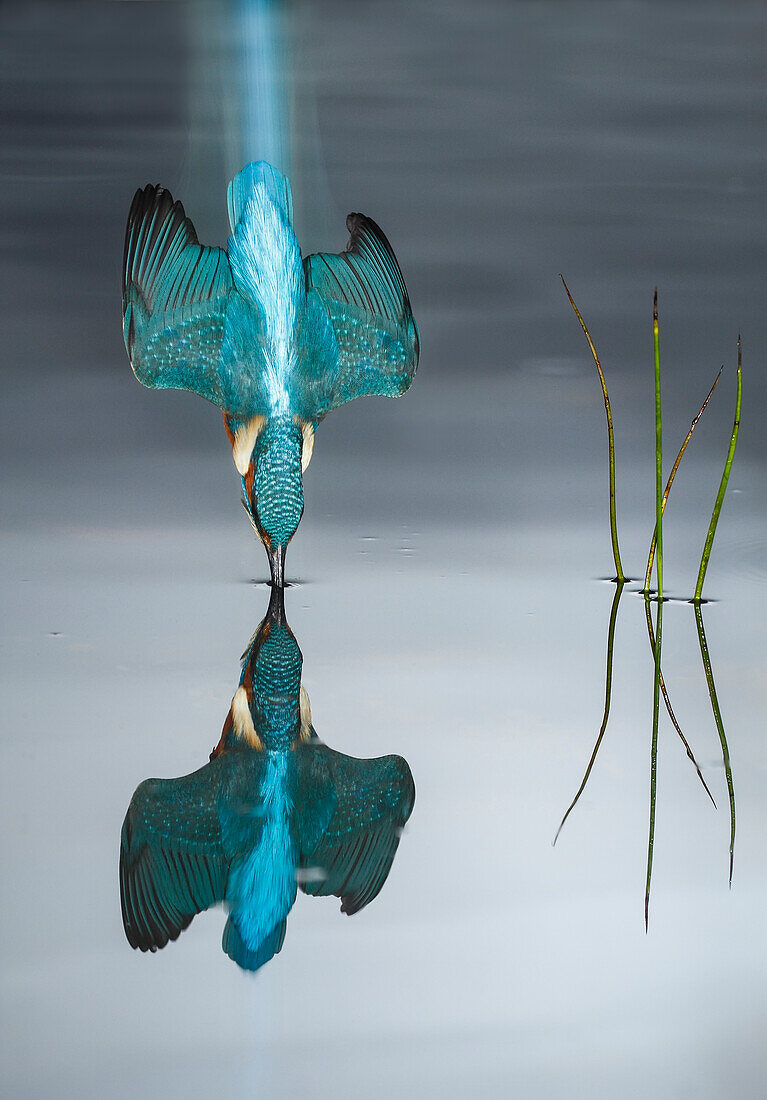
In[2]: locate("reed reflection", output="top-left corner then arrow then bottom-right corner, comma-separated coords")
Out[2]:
120,586 -> 415,972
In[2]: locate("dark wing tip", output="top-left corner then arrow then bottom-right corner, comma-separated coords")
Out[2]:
119,836 -> 210,953
345,211 -> 398,266
339,211 -> 412,326
122,182 -> 199,303
119,793 -> 226,954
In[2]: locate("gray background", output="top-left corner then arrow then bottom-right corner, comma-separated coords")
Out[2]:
2,2 -> 766,1097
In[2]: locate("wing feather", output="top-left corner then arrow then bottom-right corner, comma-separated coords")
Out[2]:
303,214 -> 419,414
122,184 -> 233,406
119,769 -> 229,953
298,750 -> 415,915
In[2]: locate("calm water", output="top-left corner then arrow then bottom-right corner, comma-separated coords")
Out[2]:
2,2 -> 767,1097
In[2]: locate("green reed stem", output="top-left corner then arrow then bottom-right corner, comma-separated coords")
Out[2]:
694,339 -> 742,602
553,578 -> 626,845
643,596 -> 715,807
641,368 -> 722,805
645,594 -> 662,930
694,601 -> 735,885
644,369 -> 722,592
561,276 -> 625,583
692,337 -> 740,886
645,290 -> 663,930
645,290 -> 663,598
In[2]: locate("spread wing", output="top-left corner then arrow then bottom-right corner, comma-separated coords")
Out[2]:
122,184 -> 234,407
298,748 -> 415,915
119,763 -> 230,952
303,214 -> 419,416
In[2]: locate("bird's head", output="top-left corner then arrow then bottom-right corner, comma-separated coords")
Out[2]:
226,414 -> 315,586
210,587 -> 313,759
247,585 -> 303,747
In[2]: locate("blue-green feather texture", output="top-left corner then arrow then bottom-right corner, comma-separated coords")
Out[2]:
119,592 -> 415,972
119,754 -> 255,954
302,212 -> 420,415
296,747 -> 415,915
250,417 -> 304,549
119,737 -> 413,971
223,753 -> 296,967
244,592 -> 304,747
122,161 -> 418,424
122,184 -> 232,406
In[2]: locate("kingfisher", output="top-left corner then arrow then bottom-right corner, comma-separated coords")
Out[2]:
119,586 -> 415,972
122,162 -> 419,585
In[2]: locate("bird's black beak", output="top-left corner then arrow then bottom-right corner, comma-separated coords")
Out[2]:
268,544 -> 286,588
265,581 -> 286,625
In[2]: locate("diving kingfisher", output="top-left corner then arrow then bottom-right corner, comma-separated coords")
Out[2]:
119,585 -> 415,972
122,161 -> 420,585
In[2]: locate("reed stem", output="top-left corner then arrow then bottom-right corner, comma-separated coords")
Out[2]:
645,594 -> 662,930
645,290 -> 663,930
561,276 -> 625,583
694,340 -> 742,602
644,369 -> 722,592
642,368 -> 721,804
694,602 -> 735,885
643,596 -> 715,806
554,579 -> 626,845
692,336 -> 741,884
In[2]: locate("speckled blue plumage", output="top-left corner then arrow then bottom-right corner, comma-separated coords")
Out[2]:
119,589 -> 415,972
122,162 -> 419,569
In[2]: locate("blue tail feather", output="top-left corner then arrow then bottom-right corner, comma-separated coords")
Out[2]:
222,914 -> 287,972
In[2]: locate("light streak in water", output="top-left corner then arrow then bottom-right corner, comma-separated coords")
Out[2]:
235,0 -> 290,175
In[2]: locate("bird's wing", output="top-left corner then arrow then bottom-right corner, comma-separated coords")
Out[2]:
122,184 -> 234,407
119,763 -> 230,952
303,214 -> 419,417
297,747 -> 415,915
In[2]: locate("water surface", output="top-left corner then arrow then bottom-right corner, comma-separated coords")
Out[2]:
2,2 -> 766,1097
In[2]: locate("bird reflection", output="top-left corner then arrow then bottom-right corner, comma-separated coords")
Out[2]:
119,586 -> 415,972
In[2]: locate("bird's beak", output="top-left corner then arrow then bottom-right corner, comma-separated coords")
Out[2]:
265,582 -> 286,625
268,544 -> 286,588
